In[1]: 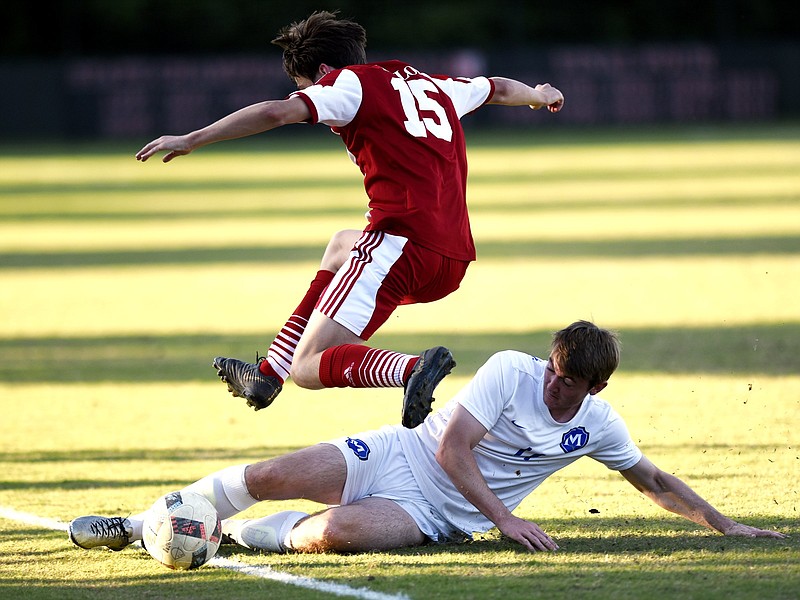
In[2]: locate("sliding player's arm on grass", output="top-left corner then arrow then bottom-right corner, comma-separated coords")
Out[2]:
436,405 -> 559,552
135,96 -> 311,163
488,78 -> 564,113
620,455 -> 787,538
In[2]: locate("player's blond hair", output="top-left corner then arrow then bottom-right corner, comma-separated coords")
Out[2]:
272,11 -> 367,82
550,321 -> 620,387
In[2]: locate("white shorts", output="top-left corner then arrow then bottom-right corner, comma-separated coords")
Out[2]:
326,425 -> 466,543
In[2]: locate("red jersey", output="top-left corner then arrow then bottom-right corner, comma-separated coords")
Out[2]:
292,60 -> 494,262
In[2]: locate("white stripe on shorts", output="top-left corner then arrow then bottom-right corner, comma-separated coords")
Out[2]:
318,231 -> 407,337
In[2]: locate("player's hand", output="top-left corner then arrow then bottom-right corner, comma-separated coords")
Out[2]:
531,83 -> 564,113
497,514 -> 559,552
136,135 -> 193,163
722,522 -> 788,538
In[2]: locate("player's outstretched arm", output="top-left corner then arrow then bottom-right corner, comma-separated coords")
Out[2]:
620,455 -> 787,538
487,78 -> 564,113
135,97 -> 312,163
436,405 -> 559,552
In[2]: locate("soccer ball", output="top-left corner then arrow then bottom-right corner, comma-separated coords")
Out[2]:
143,490 -> 222,570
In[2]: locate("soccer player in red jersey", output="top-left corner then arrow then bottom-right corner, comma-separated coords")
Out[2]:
136,11 -> 564,427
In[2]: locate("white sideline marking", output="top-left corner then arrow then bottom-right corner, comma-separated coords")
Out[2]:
210,557 -> 410,599
0,506 -> 410,600
0,507 -> 68,532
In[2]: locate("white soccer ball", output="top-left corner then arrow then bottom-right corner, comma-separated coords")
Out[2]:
143,490 -> 222,570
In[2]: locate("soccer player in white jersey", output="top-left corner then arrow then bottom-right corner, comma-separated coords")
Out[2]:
135,11 -> 565,428
70,321 -> 785,555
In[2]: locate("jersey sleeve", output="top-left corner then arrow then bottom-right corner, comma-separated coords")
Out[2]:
429,76 -> 494,119
454,351 -> 514,431
290,68 -> 363,127
590,411 -> 642,471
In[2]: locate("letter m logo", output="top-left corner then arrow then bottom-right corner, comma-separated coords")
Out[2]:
560,426 -> 590,453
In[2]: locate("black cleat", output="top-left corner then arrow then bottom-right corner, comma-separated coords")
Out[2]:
213,356 -> 282,411
402,346 -> 456,428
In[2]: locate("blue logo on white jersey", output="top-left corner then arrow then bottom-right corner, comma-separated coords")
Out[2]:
560,426 -> 590,453
346,437 -> 370,461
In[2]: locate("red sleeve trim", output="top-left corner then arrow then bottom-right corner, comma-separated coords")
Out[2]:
290,92 -> 319,124
484,78 -> 496,106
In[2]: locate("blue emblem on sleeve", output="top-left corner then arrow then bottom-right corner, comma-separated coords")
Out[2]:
346,437 -> 371,461
560,426 -> 590,453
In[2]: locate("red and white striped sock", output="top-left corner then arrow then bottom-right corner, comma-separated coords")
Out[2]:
259,270 -> 335,383
318,344 -> 419,388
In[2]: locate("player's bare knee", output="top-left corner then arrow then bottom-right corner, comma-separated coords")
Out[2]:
243,461 -> 282,498
330,229 -> 360,251
288,350 -> 326,389
320,229 -> 360,272
289,514 -> 352,553
288,362 -> 320,389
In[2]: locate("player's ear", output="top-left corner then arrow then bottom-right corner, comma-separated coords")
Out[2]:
589,381 -> 608,395
317,64 -> 334,79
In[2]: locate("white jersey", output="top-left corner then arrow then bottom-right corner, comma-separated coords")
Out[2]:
396,350 -> 642,535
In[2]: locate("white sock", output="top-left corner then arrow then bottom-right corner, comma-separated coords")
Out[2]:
129,466 -> 259,543
182,464 -> 257,519
127,512 -> 147,541
222,511 -> 308,553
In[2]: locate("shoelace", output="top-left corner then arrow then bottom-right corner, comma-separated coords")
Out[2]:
89,517 -> 128,541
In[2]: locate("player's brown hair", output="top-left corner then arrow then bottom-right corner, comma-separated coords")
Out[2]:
272,11 -> 367,83
550,320 -> 620,388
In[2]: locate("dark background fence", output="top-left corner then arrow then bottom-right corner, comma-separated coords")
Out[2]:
1,1 -> 797,140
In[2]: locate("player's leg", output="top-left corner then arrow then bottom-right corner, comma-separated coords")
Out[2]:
69,444 -> 347,551
289,497 -> 426,552
291,305 -> 438,392
224,426 -> 431,553
288,231 -> 420,390
259,229 -> 362,383
225,498 -> 425,553
213,229 -> 361,410
290,231 -> 426,390
292,232 -> 460,426
242,443 -> 347,504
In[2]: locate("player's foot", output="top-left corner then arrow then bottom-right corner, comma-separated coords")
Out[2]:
221,519 -> 282,552
402,346 -> 456,428
68,516 -> 133,551
212,356 -> 282,411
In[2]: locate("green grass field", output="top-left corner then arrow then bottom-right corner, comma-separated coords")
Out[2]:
1,124 -> 799,599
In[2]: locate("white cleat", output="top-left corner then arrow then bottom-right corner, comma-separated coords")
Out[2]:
68,516 -> 133,551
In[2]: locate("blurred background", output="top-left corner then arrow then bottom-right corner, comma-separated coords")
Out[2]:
1,0 -> 798,140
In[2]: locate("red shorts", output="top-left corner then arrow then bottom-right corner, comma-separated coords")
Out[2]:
317,231 -> 470,340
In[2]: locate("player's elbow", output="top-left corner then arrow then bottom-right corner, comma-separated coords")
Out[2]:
435,440 -> 466,475
634,470 -> 676,504
248,99 -> 309,131
435,443 -> 454,472
487,77 -> 512,104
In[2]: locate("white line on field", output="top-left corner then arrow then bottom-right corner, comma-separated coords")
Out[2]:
0,506 -> 68,532
210,556 -> 410,600
0,506 -> 410,600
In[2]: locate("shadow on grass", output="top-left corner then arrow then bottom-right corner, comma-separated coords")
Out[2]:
2,514 -> 796,600
384,516 -> 798,556
1,323 -> 798,384
3,235 -> 800,269
0,446 -> 296,464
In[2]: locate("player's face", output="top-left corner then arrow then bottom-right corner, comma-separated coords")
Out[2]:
543,360 -> 594,422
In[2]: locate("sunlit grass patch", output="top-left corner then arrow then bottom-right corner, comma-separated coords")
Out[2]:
1,125 -> 798,599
